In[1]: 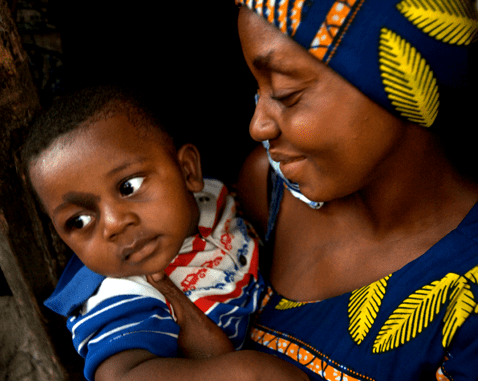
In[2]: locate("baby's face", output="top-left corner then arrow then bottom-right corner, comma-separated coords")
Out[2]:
29,114 -> 203,278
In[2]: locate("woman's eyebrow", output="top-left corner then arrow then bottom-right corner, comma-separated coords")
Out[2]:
253,51 -> 274,71
253,51 -> 301,76
53,192 -> 100,216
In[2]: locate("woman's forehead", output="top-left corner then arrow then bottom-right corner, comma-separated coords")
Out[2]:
239,8 -> 318,74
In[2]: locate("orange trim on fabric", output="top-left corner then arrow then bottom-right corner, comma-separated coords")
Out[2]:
250,324 -> 376,381
290,0 -> 304,36
266,0 -> 276,24
325,0 -> 365,64
278,0 -> 289,33
309,0 -> 359,61
255,0 -> 264,16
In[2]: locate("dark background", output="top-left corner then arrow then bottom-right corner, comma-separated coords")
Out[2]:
2,0 -> 258,296
16,0 -> 258,182
53,0 -> 258,183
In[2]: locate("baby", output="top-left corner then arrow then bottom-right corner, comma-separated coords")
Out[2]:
21,86 -> 265,381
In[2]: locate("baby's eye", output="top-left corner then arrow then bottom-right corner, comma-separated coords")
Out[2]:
67,215 -> 92,230
119,177 -> 145,197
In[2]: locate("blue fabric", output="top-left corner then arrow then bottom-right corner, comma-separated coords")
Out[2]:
265,168 -> 283,242
46,256 -> 265,381
68,293 -> 180,381
249,202 -> 478,380
46,260 -> 180,380
45,254 -> 105,317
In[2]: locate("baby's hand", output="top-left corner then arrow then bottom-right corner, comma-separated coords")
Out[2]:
147,273 -> 235,359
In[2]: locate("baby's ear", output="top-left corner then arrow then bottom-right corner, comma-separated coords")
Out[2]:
177,144 -> 204,193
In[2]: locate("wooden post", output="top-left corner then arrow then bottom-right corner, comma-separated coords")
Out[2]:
0,0 -> 83,379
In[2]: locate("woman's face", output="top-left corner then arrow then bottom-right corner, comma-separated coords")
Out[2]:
238,7 -> 409,203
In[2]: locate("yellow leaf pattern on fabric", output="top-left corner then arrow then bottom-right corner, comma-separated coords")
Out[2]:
373,273 -> 459,353
467,265 -> 478,313
348,275 -> 390,345
379,28 -> 440,127
397,0 -> 478,45
276,298 -> 309,310
464,264 -> 478,284
442,275 -> 476,347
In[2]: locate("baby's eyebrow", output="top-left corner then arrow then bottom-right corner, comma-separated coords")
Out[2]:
53,192 -> 100,216
106,158 -> 147,178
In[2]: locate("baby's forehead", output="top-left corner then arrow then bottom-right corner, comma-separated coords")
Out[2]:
83,110 -> 171,147
31,113 -> 171,181
39,113 -> 165,161
88,108 -> 162,135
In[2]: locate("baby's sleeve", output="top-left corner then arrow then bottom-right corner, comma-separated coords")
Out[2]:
66,292 -> 180,381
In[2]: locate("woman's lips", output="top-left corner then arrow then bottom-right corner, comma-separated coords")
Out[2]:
280,158 -> 306,182
121,235 -> 160,263
269,152 -> 306,181
269,151 -> 306,165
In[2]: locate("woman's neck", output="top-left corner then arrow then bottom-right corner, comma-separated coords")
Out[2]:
331,125 -> 478,238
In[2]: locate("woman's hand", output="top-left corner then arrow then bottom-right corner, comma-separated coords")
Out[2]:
146,272 -> 235,359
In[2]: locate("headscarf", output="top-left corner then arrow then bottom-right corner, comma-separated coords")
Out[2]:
239,0 -> 477,208
238,0 -> 477,128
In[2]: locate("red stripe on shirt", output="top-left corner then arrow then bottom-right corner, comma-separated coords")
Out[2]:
194,272 -> 252,313
164,236 -> 207,277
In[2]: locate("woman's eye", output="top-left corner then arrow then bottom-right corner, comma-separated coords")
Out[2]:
272,91 -> 301,107
67,215 -> 92,230
119,177 -> 145,197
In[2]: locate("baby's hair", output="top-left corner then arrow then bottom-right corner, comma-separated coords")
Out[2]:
20,85 -> 178,213
21,85 -> 173,176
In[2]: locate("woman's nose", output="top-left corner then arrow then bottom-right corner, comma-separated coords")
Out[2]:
102,202 -> 138,241
249,95 -> 280,142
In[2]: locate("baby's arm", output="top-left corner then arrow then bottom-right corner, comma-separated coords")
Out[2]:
94,274 -> 309,381
95,348 -> 309,381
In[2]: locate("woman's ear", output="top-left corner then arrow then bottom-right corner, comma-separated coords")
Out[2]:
177,144 -> 204,193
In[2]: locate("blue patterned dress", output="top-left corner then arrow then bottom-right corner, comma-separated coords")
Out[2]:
247,173 -> 478,381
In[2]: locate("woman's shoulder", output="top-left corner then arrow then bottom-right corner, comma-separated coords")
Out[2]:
235,144 -> 271,239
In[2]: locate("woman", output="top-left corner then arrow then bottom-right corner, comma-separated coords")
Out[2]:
235,0 -> 478,380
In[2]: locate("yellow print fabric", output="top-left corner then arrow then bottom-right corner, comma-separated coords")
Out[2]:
397,0 -> 478,45
343,266 -> 478,353
348,275 -> 391,345
378,28 -> 439,127
374,266 -> 478,353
